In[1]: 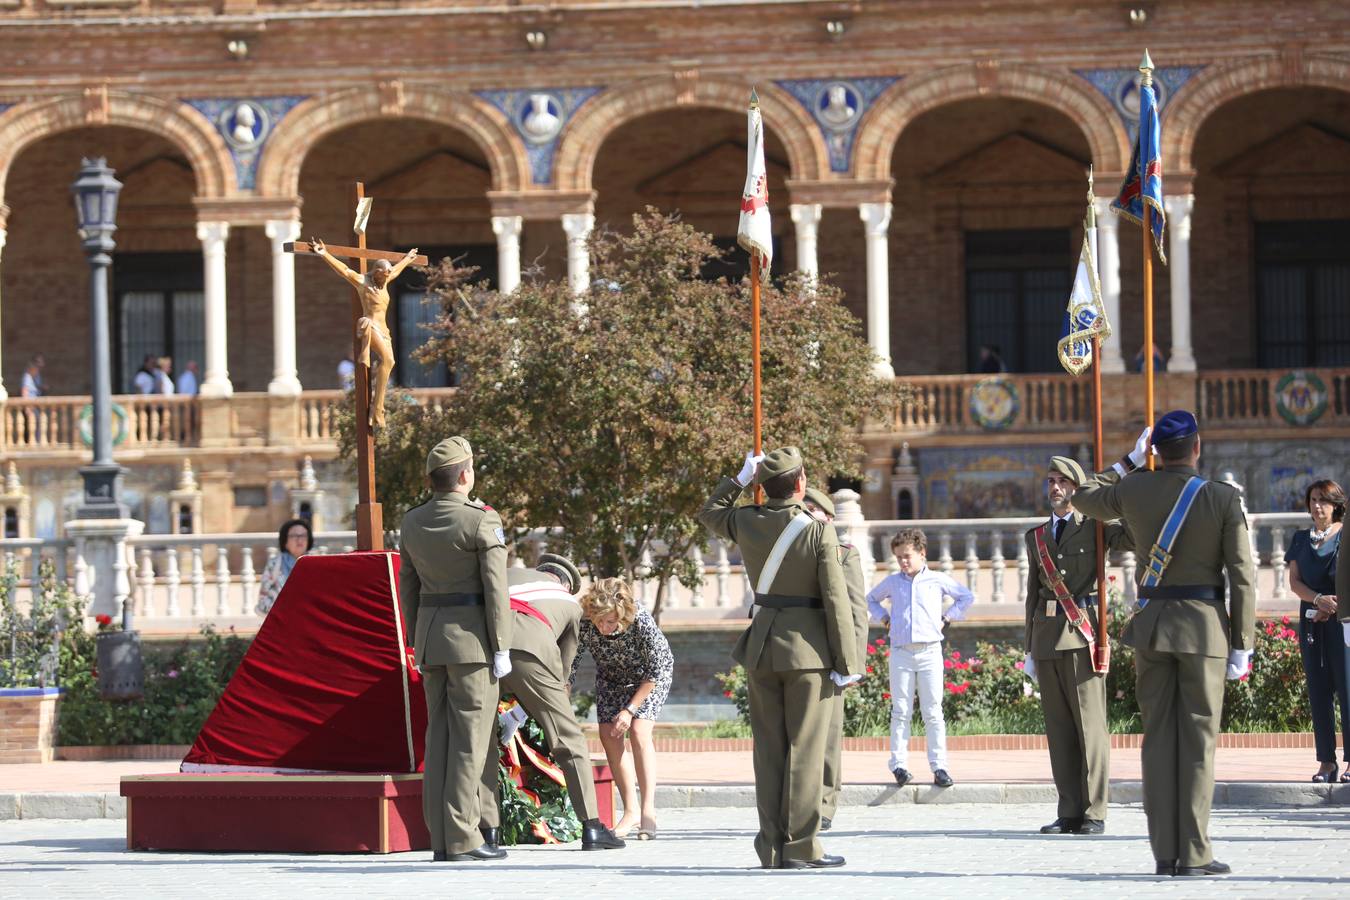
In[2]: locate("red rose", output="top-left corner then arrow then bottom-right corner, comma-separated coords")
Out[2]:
95,614 -> 112,626
882,692 -> 891,700
865,666 -> 874,675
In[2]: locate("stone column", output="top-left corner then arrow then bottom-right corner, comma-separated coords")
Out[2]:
1093,198 -> 1126,373
789,203 -> 822,279
0,221 -> 7,401
859,202 -> 895,378
560,212 -> 594,296
265,218 -> 303,395
197,221 -> 233,397
66,517 -> 145,620
831,489 -> 876,590
1165,193 -> 1197,372
492,215 -> 523,294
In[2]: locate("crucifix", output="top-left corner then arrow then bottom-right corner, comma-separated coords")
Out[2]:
285,182 -> 428,551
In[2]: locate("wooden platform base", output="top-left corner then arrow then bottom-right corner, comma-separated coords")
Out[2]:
121,763 -> 615,853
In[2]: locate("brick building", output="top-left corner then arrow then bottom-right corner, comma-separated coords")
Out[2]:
0,0 -> 1346,534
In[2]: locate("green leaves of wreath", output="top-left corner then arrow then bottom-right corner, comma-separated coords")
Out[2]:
78,403 -> 128,448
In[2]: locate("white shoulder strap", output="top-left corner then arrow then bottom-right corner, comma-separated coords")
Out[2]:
756,512 -> 815,595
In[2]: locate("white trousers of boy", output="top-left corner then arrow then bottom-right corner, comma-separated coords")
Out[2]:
888,640 -> 947,773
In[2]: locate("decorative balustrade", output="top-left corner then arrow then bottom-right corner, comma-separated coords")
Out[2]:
0,512 -> 1309,629
1197,367 -> 1350,428
1,394 -> 201,453
885,373 -> 1093,435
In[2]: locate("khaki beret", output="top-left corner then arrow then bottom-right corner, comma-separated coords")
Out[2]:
1047,455 -> 1086,487
803,487 -> 835,517
755,446 -> 804,485
426,435 -> 472,475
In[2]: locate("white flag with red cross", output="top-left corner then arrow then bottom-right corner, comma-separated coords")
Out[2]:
737,97 -> 772,281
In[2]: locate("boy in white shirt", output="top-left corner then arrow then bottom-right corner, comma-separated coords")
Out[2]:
867,528 -> 975,788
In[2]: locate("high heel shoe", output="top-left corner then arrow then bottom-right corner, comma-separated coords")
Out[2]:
1311,763 -> 1338,783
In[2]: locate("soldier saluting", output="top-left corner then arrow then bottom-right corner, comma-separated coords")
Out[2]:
1024,456 -> 1131,836
700,448 -> 861,870
400,436 -> 513,862
1074,411 -> 1255,877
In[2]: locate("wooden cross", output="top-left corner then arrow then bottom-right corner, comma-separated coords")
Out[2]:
285,182 -> 429,552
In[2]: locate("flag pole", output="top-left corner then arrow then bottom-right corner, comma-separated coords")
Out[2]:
1086,170 -> 1110,668
751,247 -> 764,504
1140,51 -> 1157,471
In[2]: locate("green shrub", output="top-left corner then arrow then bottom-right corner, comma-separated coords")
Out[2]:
716,613 -> 1313,736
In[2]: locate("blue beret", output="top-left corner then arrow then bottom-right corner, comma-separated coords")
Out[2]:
1153,410 -> 1198,445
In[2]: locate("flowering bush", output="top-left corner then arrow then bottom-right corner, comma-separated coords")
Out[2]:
715,614 -> 1314,735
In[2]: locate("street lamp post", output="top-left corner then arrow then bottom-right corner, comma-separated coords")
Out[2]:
71,158 -> 128,521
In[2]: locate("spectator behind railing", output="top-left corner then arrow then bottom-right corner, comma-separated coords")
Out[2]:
256,518 -> 314,616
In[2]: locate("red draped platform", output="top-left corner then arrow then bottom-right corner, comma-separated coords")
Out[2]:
121,552 -> 613,853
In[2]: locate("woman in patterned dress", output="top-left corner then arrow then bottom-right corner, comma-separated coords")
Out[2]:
571,578 -> 674,839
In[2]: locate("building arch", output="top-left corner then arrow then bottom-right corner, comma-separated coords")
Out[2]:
0,91 -> 234,208
553,75 -> 830,191
255,86 -> 529,199
1163,54 -> 1350,174
852,63 -> 1129,181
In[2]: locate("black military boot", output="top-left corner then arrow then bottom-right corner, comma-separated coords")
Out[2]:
480,826 -> 501,851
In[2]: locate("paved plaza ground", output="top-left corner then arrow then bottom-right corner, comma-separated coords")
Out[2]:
3,804 -> 1347,899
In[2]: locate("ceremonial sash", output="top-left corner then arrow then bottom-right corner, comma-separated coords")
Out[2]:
509,598 -> 552,628
755,511 -> 815,594
1138,476 -> 1207,608
1032,523 -> 1105,673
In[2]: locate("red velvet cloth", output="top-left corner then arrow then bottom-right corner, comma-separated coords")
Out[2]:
183,552 -> 428,773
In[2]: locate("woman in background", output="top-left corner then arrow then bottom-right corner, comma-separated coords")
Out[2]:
256,518 -> 314,615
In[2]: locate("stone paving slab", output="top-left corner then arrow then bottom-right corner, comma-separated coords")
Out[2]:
1,805 -> 1347,899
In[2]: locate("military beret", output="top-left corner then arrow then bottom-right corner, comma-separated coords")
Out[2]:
803,487 -> 835,517
426,435 -> 472,475
1153,409 -> 1198,446
755,446 -> 804,484
1046,456 -> 1086,487
537,552 -> 582,595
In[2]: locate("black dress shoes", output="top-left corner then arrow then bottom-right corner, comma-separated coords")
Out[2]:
820,816 -> 833,832
892,767 -> 913,787
1155,860 -> 1177,876
933,769 -> 955,788
1074,818 -> 1105,835
479,826 -> 500,851
781,854 -> 846,869
446,843 -> 508,861
1175,860 -> 1232,877
581,820 -> 627,850
1039,817 -> 1082,834
432,850 -> 447,862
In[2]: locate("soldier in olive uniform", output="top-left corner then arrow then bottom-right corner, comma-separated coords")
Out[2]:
1024,456 -> 1130,836
400,436 -> 513,862
477,555 -> 626,852
699,448 -> 861,870
1074,412 -> 1255,877
802,487 -> 870,832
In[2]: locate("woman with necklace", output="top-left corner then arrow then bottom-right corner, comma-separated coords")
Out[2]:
1287,480 -> 1348,783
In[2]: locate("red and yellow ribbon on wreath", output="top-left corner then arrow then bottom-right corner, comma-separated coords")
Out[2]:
496,699 -> 568,844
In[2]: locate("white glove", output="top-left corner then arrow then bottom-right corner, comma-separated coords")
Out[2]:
830,671 -> 862,688
1225,648 -> 1252,681
1127,426 -> 1153,469
1022,654 -> 1037,681
735,451 -> 766,487
492,650 -> 513,679
1342,621 -> 1350,647
498,704 -> 529,745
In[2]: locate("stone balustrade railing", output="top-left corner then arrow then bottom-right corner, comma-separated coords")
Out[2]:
0,511 -> 1309,630
0,395 -> 201,454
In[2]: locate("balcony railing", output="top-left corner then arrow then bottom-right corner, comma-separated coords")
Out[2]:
0,512 -> 1308,630
1,395 -> 200,453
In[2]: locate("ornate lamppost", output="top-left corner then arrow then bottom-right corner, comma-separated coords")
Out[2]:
70,158 -> 129,527
72,159 -> 143,698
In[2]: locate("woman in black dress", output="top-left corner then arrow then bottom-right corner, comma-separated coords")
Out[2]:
571,578 -> 674,839
1287,479 -> 1348,782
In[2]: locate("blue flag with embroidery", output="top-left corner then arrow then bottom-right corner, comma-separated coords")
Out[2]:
1111,78 -> 1166,264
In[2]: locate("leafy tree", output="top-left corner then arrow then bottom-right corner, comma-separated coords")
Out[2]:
339,210 -> 898,620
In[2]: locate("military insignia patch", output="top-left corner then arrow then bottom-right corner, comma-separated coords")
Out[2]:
495,527 -> 506,544
1275,370 -> 1328,426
